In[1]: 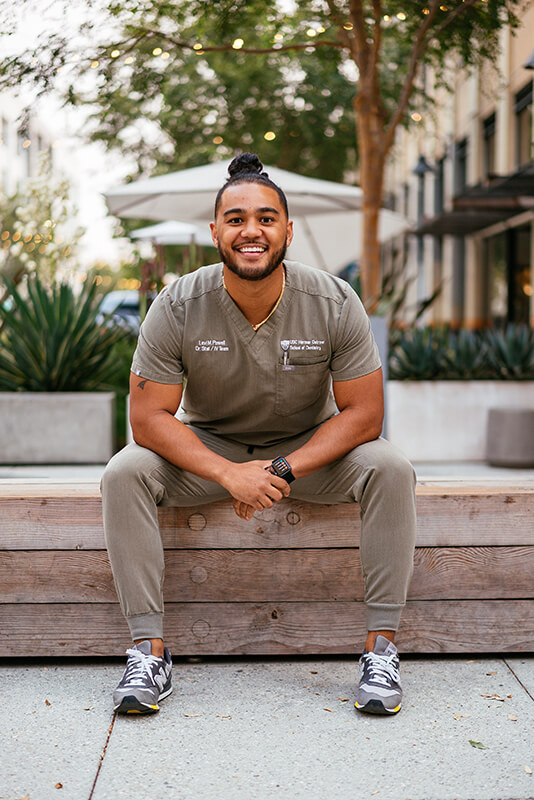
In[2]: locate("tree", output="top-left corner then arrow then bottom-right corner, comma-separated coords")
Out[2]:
0,154 -> 84,300
1,0 -> 523,307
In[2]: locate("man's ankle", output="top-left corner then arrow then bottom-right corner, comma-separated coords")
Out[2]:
365,630 -> 395,652
134,638 -> 165,658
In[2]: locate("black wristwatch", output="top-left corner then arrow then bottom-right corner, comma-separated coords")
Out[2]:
267,456 -> 295,484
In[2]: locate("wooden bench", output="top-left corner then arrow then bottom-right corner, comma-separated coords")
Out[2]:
1,479 -> 534,656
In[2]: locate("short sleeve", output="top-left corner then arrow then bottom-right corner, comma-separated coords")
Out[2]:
131,287 -> 185,384
329,286 -> 381,380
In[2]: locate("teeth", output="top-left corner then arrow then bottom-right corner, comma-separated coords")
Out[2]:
239,246 -> 265,253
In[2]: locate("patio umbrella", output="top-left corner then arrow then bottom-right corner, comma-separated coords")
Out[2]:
130,220 -> 215,248
105,161 -> 410,273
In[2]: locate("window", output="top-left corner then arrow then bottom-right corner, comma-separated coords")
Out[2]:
434,157 -> 445,214
454,138 -> 468,194
482,113 -> 496,179
515,81 -> 532,168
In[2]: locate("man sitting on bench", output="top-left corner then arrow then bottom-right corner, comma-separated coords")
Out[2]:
101,152 -> 416,717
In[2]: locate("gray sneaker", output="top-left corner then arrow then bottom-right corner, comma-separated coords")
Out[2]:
113,640 -> 173,715
355,635 -> 402,715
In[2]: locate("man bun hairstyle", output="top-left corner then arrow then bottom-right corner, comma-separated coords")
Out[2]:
214,152 -> 289,217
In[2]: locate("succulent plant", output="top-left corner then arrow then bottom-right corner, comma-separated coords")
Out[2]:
0,274 -> 124,391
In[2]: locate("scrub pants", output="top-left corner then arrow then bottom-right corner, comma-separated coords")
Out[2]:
101,426 -> 417,642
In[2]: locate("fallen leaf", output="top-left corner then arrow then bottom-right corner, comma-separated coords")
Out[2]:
216,714 -> 232,719
480,693 -> 505,701
83,707 -> 94,711
16,795 -> 30,800
55,784 -> 63,789
323,707 -> 335,712
508,714 -> 518,722
486,671 -> 497,675
183,713 -> 202,718
507,694 -> 512,698
337,697 -> 349,702
525,766 -> 533,775
45,699 -> 51,707
453,713 -> 471,720
371,792 -> 379,796
469,740 -> 488,750
466,660 -> 478,663
310,671 -> 318,674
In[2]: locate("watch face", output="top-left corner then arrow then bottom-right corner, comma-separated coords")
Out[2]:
272,457 -> 290,476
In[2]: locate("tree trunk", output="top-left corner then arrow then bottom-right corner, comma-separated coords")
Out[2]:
354,95 -> 387,312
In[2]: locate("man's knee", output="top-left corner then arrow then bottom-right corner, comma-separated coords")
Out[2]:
101,443 -> 162,497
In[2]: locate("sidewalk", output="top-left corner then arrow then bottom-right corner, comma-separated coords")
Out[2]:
2,655 -> 534,800
2,461 -> 534,800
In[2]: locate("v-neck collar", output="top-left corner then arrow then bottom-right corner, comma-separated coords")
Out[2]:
215,262 -> 293,344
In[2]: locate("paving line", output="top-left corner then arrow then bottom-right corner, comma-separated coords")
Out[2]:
87,711 -> 118,800
503,658 -> 534,703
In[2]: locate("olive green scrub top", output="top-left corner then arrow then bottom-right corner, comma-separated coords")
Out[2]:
131,260 -> 381,447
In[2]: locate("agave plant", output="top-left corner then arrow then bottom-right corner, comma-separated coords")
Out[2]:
389,326 -> 448,380
484,325 -> 534,380
0,274 -> 124,391
442,329 -> 494,380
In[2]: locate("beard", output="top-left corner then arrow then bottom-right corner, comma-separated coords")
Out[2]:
218,241 -> 287,282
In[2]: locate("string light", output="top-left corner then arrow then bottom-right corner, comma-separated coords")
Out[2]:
317,26 -> 326,33
111,49 -> 120,58
90,60 -> 99,69
397,12 -> 406,20
13,232 -> 21,242
264,131 -> 276,141
213,136 -> 223,144
232,38 -> 244,49
274,33 -> 283,41
152,47 -> 162,56
411,112 -> 422,122
22,140 -> 31,148
125,56 -> 134,64
422,8 -> 430,14
343,22 -> 353,30
383,15 -> 391,21
1,231 -> 9,240
306,29 -> 317,37
193,43 -> 203,50
161,52 -> 170,60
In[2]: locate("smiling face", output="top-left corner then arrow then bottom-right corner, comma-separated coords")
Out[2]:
210,182 -> 293,281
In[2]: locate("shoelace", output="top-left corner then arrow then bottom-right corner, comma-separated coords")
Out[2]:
362,651 -> 400,686
122,648 -> 163,686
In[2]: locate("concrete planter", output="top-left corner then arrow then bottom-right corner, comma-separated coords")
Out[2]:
387,381 -> 534,462
0,392 -> 115,464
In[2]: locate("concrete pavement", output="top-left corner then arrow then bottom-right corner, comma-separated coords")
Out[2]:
1,655 -> 534,800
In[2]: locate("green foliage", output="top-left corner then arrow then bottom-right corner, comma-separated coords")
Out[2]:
485,325 -> 534,380
0,274 -> 124,391
389,326 -> 449,380
389,325 -> 534,381
0,1 -> 521,176
104,331 -> 138,448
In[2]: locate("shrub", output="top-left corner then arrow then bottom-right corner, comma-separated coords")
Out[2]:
0,274 -> 124,391
389,324 -> 534,381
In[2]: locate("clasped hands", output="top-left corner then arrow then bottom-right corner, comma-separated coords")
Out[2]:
222,459 -> 291,521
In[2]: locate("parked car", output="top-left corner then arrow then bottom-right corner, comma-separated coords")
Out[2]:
98,290 -> 140,333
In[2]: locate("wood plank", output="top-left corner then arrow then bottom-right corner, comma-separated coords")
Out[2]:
3,600 -> 534,656
0,549 -> 362,603
4,547 -> 534,603
415,491 -> 534,545
2,488 -> 534,549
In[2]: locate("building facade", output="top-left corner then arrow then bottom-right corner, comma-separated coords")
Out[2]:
384,6 -> 534,329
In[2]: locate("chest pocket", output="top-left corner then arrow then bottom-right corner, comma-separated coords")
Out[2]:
274,357 -> 330,417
